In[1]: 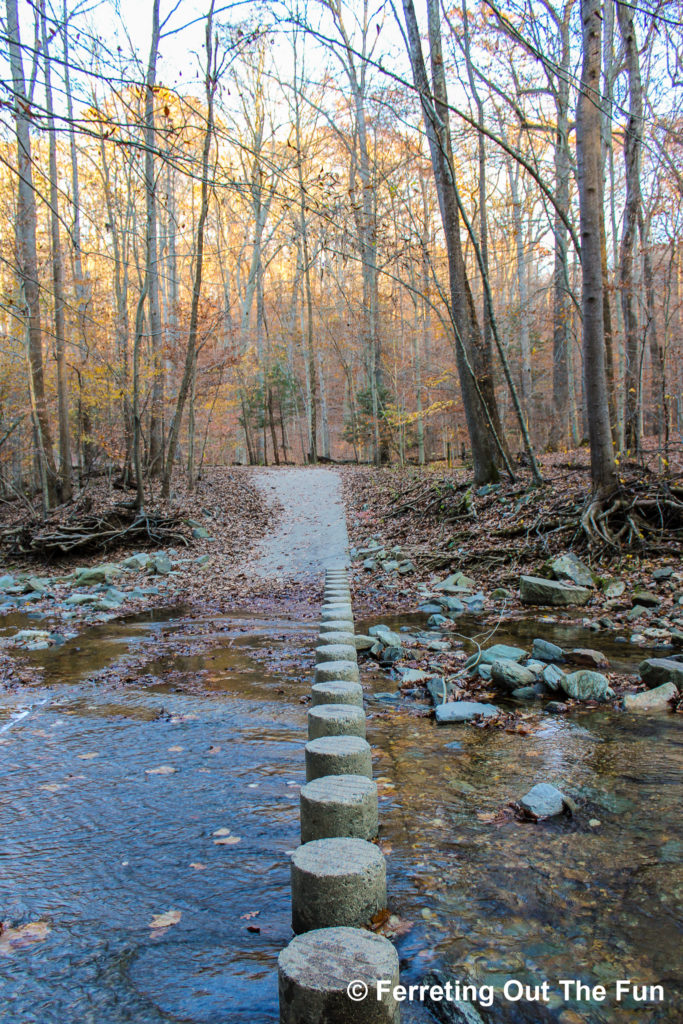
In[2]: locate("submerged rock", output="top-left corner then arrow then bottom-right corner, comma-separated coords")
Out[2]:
566,648 -> 609,669
520,782 -> 570,818
560,670 -> 614,701
435,701 -> 499,723
368,624 -> 403,648
624,682 -> 678,713
520,576 -> 592,606
464,643 -> 526,671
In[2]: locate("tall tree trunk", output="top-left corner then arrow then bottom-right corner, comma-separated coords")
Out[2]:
162,0 -> 217,497
41,0 -> 72,501
617,0 -> 643,454
145,0 -> 164,475
402,0 -> 502,484
6,0 -> 57,506
577,0 -> 618,497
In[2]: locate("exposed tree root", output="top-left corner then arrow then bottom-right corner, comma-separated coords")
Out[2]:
1,508 -> 189,559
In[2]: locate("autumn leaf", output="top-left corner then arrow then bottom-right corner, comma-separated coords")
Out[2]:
190,862 -> 207,871
0,921 -> 51,955
145,765 -> 176,775
77,752 -> 99,760
149,910 -> 181,930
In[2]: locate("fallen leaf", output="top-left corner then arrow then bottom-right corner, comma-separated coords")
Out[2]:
77,752 -> 99,760
214,836 -> 241,846
145,765 -> 176,775
168,745 -> 184,753
208,744 -> 221,754
0,921 -> 51,955
149,910 -> 181,929
213,827 -> 231,836
39,784 -> 65,793
190,862 -> 207,871
240,911 -> 260,920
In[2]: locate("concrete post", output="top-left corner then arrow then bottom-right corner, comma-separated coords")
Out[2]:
290,837 -> 386,932
311,681 -> 363,707
305,736 -> 373,781
308,703 -> 366,740
300,774 -> 378,843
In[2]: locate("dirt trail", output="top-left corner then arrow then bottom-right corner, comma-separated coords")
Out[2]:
249,468 -> 349,578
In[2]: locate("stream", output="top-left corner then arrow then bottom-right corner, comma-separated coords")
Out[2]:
0,606 -> 681,1023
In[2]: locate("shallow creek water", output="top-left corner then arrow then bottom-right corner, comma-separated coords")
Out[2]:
0,608 -> 681,1023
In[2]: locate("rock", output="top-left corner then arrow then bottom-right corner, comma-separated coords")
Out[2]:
379,646 -> 402,666
396,668 -> 433,684
491,587 -> 513,599
549,553 -> 595,588
354,635 -> 375,651
545,701 -> 569,714
639,657 -> 683,690
152,553 -> 172,575
191,526 -> 210,539
520,782 -> 569,818
435,701 -> 499,723
477,664 -> 492,681
520,576 -> 592,606
624,682 -> 678,713
0,574 -> 15,589
627,604 -> 651,621
653,566 -> 674,581
123,554 -> 150,569
75,563 -> 121,585
195,554 -> 210,566
543,664 -> 565,690
566,648 -> 609,669
65,592 -> 98,606
397,560 -> 414,574
631,589 -> 662,608
532,638 -> 564,663
368,625 -> 403,648
362,558 -> 376,571
428,613 -> 448,627
560,670 -> 614,701
383,560 -> 400,572
464,643 -> 526,671
437,596 -> 465,613
434,572 -> 475,593
512,686 -> 541,700
426,677 -> 453,705
419,602 -> 443,614
523,660 -> 546,680
603,579 -> 626,598
490,659 -> 536,691
463,592 -> 486,610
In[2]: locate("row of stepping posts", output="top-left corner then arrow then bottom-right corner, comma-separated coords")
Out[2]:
278,567 -> 401,1023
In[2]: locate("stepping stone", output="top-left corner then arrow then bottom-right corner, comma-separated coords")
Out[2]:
305,736 -> 372,782
315,660 -> 360,683
316,643 -> 358,665
308,704 -> 366,740
300,774 -> 378,842
290,838 -> 386,933
311,681 -> 363,707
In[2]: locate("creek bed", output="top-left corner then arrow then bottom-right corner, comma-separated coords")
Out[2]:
0,608 -> 680,1023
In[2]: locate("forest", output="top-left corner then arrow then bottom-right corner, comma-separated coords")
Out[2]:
1,0 -> 681,530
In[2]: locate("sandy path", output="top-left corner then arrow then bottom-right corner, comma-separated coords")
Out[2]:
249,468 -> 349,578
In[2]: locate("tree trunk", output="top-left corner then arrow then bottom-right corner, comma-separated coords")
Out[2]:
402,0 -> 502,484
617,0 -> 644,454
41,0 -> 73,501
6,0 -> 57,506
145,0 -> 164,475
576,0 -> 618,497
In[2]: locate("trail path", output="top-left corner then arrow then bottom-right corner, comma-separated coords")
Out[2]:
250,468 -> 349,577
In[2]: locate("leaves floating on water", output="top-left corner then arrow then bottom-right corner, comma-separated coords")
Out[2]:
214,835 -> 241,846
0,920 -> 51,955
145,765 -> 176,775
190,862 -> 207,870
77,752 -> 99,760
149,910 -> 181,930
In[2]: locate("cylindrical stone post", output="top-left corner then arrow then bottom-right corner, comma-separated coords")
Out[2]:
315,643 -> 358,665
311,680 -> 363,707
290,838 -> 386,933
308,703 -> 366,740
317,630 -> 356,647
278,926 -> 400,1024
321,609 -> 354,625
300,775 -> 378,843
322,603 -> 353,617
315,660 -> 360,684
305,736 -> 373,781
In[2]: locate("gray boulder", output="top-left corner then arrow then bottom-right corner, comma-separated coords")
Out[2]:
631,589 -> 661,608
435,701 -> 499,723
490,659 -> 536,691
419,602 -> 443,614
639,658 -> 683,690
465,643 -> 526,671
532,638 -> 564,663
368,624 -> 403,647
75,563 -> 121,585
560,670 -> 614,701
543,664 -> 565,691
624,682 -> 678,713
549,552 -> 595,588
566,648 -> 609,669
520,576 -> 592,606
0,574 -> 15,589
152,553 -> 173,575
520,782 -> 570,818
438,596 -> 466,613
